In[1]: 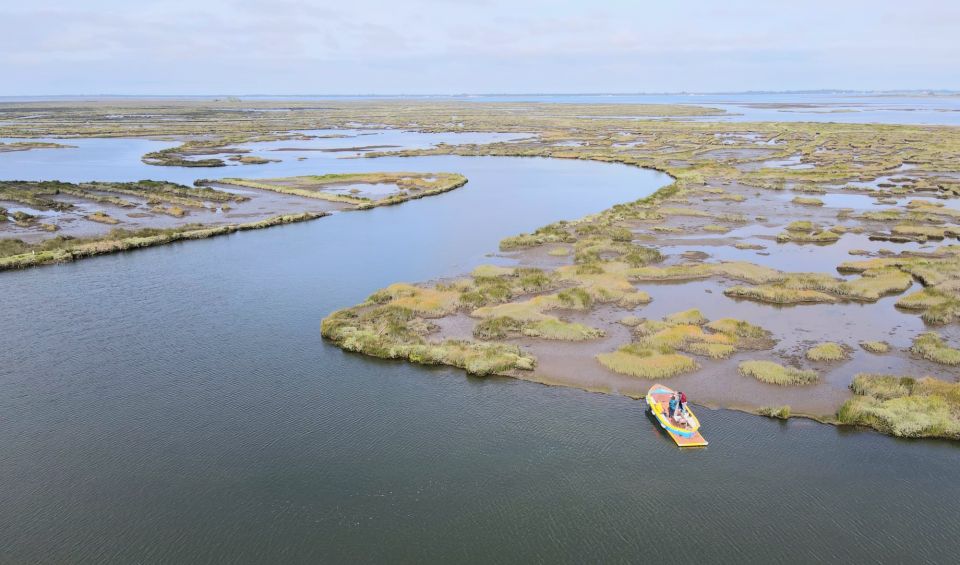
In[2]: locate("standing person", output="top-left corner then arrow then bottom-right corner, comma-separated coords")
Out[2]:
668,393 -> 678,421
679,391 -> 688,415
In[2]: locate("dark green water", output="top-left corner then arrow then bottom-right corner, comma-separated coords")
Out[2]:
1,151 -> 959,563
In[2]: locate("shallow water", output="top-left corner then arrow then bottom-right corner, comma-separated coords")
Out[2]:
453,93 -> 960,125
1,136 -> 960,562
0,129 -> 525,185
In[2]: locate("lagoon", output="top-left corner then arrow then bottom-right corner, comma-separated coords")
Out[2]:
1,134 -> 959,562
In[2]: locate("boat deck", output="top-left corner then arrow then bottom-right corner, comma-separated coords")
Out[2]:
647,385 -> 709,447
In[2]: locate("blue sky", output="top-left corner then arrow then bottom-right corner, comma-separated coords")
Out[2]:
2,0 -> 958,95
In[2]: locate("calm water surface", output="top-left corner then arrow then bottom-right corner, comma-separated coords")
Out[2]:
1,136 -> 959,563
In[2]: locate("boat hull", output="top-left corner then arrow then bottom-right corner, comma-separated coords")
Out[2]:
646,384 -> 708,447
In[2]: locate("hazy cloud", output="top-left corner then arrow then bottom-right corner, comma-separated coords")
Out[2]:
1,0 -> 957,94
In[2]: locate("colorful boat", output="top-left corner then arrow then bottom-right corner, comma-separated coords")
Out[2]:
646,384 -> 708,447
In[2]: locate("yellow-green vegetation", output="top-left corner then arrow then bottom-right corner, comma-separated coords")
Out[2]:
596,311 -> 775,378
0,141 -> 75,152
838,374 -> 960,438
725,267 -> 913,305
757,405 -> 791,419
10,99 -> 960,440
469,292 -> 605,341
522,319 -> 605,341
738,361 -> 819,386
0,180 -> 245,212
664,308 -> 708,326
368,283 -> 461,317
891,224 -> 960,240
630,261 -> 780,284
227,154 -> 279,165
597,347 -> 699,379
725,285 -> 837,304
909,332 -> 960,365
0,212 -> 323,271
152,205 -> 188,217
791,196 -> 824,206
212,172 -> 467,209
839,247 -> 960,323
897,288 -> 960,324
86,211 -> 120,225
321,295 -> 535,376
806,342 -> 850,362
619,315 -> 644,327
555,262 -> 653,307
776,227 -> 841,243
860,341 -> 891,354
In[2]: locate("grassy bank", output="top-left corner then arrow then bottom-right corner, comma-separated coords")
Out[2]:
0,212 -> 324,271
838,374 -> 960,438
209,172 -> 468,209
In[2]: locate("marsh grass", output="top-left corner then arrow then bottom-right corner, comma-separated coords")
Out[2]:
806,342 -> 850,362
86,211 -> 119,225
859,341 -> 891,354
897,288 -> 960,324
757,405 -> 791,419
725,285 -> 837,304
0,212 -> 324,271
523,319 -> 605,340
473,316 -> 524,340
776,229 -> 841,243
321,305 -> 536,376
619,315 -> 643,327
596,348 -> 699,379
216,172 -> 467,209
909,332 -> 960,365
791,196 -> 824,206
738,360 -> 819,386
838,374 -> 960,438
664,308 -> 708,325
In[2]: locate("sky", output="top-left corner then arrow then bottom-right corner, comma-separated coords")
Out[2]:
2,0 -> 959,95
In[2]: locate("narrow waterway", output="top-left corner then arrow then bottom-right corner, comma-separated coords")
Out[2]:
1,139 -> 959,563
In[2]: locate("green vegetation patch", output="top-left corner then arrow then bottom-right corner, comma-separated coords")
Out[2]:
859,341 -> 891,354
838,374 -> 960,438
322,304 -> 535,376
0,212 -> 323,271
757,405 -> 791,419
598,312 -> 775,378
909,332 -> 960,365
214,172 -> 467,209
738,360 -> 819,386
596,348 -> 699,379
806,342 -> 850,362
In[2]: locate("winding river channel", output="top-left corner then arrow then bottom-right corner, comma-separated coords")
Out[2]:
1,133 -> 959,562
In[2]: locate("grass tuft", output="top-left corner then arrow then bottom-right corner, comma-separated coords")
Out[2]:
859,341 -> 890,354
909,332 -> 960,365
806,342 -> 850,362
738,360 -> 819,386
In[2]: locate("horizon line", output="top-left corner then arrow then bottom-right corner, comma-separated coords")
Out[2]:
1,89 -> 959,99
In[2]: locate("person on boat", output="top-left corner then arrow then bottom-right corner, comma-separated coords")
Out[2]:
668,394 -> 678,421
678,391 -> 688,415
